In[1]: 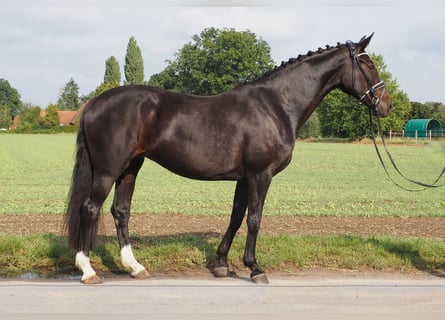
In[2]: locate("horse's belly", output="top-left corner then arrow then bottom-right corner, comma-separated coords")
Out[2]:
147,148 -> 244,181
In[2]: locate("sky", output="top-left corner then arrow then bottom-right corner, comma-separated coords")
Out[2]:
1,0 -> 445,107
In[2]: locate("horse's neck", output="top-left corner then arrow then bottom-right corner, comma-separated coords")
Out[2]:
262,51 -> 346,134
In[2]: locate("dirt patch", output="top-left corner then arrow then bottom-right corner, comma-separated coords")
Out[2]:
1,213 -> 444,240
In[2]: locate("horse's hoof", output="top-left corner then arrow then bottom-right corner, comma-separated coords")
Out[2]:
81,274 -> 103,285
251,273 -> 269,284
213,266 -> 229,278
132,269 -> 150,280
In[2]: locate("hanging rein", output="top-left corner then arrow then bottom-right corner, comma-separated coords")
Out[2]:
346,41 -> 445,192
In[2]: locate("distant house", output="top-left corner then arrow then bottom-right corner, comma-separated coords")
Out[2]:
54,110 -> 80,126
9,110 -> 81,130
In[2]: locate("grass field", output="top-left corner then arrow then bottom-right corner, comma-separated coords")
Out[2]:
1,134 -> 445,277
0,134 -> 444,217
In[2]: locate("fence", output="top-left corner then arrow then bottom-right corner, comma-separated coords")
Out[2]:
385,129 -> 444,141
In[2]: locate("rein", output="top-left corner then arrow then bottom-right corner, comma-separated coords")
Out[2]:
368,109 -> 445,192
346,40 -> 445,191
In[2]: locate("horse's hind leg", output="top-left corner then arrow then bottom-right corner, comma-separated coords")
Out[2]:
214,179 -> 248,277
111,157 -> 149,279
76,174 -> 115,284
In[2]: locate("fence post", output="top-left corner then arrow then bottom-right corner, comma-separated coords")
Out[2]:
415,130 -> 418,140
389,130 -> 392,140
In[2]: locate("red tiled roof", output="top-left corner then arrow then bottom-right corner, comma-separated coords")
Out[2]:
9,110 -> 80,129
52,110 -> 79,125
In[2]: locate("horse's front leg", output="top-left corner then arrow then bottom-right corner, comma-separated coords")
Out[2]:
243,172 -> 272,284
111,159 -> 150,279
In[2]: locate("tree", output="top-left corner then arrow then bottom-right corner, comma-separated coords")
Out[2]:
409,101 -> 445,126
432,105 -> 445,127
104,56 -> 121,85
318,53 -> 411,139
42,103 -> 60,128
374,53 -> 411,132
95,82 -> 119,97
416,102 -> 445,127
17,106 -> 42,132
0,79 -> 22,119
148,64 -> 179,91
425,101 -> 443,114
297,111 -> 321,139
21,102 -> 37,112
148,27 -> 275,95
124,36 -> 144,85
95,56 -> 122,96
57,78 -> 80,110
409,102 -> 432,119
0,104 -> 11,129
318,90 -> 368,139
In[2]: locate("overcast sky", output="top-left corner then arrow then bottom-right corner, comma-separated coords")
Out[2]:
1,0 -> 445,107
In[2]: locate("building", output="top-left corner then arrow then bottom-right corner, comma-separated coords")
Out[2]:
9,110 -> 80,130
404,119 -> 443,138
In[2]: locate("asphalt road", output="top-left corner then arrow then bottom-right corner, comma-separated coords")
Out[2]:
1,272 -> 445,319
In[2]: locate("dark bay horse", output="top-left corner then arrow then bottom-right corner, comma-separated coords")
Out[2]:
66,34 -> 391,284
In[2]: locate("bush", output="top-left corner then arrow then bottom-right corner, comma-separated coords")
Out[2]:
297,112 -> 321,139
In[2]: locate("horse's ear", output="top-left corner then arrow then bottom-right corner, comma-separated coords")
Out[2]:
357,33 -> 374,51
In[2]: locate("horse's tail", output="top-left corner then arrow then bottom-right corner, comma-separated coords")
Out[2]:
65,112 -> 92,250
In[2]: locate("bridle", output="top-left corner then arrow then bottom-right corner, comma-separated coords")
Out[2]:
346,40 -> 386,111
346,41 -> 445,191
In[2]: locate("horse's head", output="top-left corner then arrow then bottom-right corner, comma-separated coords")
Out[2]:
341,34 -> 392,117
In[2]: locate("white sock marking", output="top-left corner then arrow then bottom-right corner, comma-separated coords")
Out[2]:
121,244 -> 146,276
75,251 -> 96,281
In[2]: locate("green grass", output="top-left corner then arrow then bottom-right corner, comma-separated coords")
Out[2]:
1,233 -> 444,278
0,134 -> 444,216
1,133 -> 444,277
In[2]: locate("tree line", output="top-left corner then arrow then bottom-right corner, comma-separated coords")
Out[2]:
1,27 -> 444,138
0,35 -> 145,132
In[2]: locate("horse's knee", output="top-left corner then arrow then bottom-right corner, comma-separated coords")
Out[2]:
111,201 -> 129,218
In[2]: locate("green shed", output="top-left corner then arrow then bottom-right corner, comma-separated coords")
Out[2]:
404,119 -> 443,138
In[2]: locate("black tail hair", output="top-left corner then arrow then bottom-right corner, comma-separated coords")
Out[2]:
65,113 -> 94,250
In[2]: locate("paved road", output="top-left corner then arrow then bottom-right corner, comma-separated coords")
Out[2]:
1,272 -> 445,318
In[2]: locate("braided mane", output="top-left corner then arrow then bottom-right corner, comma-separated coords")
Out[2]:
282,42 -> 344,66
243,41 -> 347,86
